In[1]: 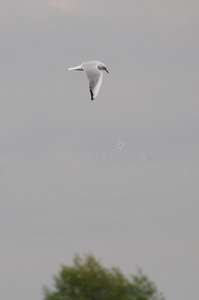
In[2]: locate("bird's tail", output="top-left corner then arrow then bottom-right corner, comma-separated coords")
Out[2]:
68,65 -> 83,71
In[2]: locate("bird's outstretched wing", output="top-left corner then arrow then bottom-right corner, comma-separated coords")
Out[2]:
68,64 -> 83,71
84,66 -> 103,100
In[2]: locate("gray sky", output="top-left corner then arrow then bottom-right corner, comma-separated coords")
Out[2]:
1,1 -> 199,299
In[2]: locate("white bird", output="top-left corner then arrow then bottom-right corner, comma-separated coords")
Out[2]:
68,60 -> 109,100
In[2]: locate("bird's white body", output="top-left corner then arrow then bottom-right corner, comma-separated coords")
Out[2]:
68,60 -> 109,100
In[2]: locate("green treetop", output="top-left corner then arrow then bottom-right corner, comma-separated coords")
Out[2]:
43,254 -> 165,300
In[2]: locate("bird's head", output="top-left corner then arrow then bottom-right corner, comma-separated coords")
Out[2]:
98,63 -> 109,73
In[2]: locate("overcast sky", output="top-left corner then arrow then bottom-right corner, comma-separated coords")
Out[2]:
1,1 -> 199,300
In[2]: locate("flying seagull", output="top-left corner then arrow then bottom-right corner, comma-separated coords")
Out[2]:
68,61 -> 109,100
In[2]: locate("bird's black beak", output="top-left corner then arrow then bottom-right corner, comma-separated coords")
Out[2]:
105,68 -> 109,74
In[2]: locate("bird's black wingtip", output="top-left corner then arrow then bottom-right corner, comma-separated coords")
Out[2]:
89,88 -> 95,100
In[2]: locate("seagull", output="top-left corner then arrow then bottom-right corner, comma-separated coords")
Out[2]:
68,61 -> 109,100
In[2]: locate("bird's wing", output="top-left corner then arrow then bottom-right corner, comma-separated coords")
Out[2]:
84,66 -> 103,100
68,64 -> 83,71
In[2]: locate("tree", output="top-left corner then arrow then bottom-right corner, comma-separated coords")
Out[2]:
43,254 -> 165,300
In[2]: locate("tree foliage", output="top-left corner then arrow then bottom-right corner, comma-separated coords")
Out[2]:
43,254 -> 165,300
